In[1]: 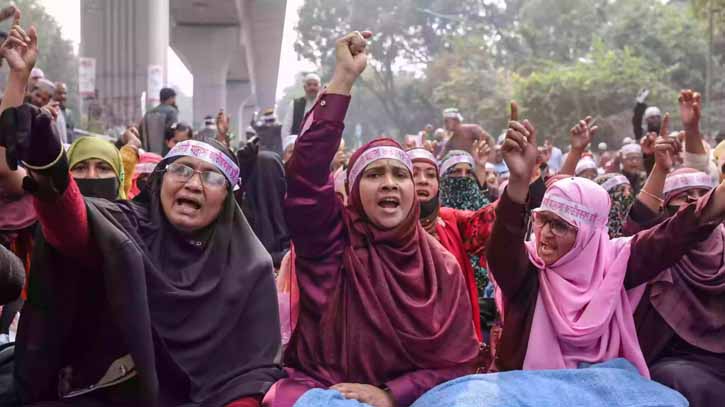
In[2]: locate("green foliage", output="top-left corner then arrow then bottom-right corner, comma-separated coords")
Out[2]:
2,0 -> 79,120
293,0 -> 714,145
514,39 -> 677,147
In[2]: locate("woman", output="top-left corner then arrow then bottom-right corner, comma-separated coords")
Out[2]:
626,165 -> 725,407
485,111 -> 725,379
67,136 -> 127,200
594,173 -> 634,238
0,28 -> 283,404
238,150 -> 290,269
128,151 -> 162,199
264,31 -> 479,407
408,147 -> 496,343
439,150 -> 489,211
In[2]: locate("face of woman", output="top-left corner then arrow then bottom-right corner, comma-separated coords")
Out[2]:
71,159 -> 116,179
412,162 -> 439,202
449,163 -> 473,178
359,159 -> 415,230
533,211 -> 578,266
160,156 -> 229,234
666,187 -> 709,216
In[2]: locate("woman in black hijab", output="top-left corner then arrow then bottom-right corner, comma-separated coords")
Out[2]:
238,150 -> 290,268
0,37 -> 283,403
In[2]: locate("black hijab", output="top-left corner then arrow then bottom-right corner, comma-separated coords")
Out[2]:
17,139 -> 283,406
238,151 -> 290,268
120,139 -> 283,403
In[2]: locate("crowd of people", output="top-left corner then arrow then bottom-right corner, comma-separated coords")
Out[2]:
0,6 -> 723,407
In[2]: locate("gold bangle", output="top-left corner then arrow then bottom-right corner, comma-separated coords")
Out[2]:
640,188 -> 664,205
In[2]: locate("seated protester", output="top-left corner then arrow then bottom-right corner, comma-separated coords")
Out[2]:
164,121 -> 193,154
408,147 -> 496,343
439,150 -> 489,211
128,152 -> 162,199
574,156 -> 598,180
240,150 -> 290,269
0,30 -> 283,404
67,136 -> 127,200
594,173 -> 634,238
625,157 -> 725,405
263,31 -> 479,407
487,109 -> 725,378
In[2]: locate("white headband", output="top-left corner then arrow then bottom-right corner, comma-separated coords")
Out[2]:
663,172 -> 713,196
165,140 -> 240,185
536,194 -> 605,227
440,153 -> 475,175
575,158 -> 597,175
134,163 -> 159,175
407,148 -> 438,169
600,175 -> 630,192
348,146 -> 413,185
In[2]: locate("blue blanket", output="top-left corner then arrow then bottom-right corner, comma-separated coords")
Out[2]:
412,359 -> 687,407
294,359 -> 687,407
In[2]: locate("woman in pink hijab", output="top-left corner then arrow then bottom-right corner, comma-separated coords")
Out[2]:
486,108 -> 725,378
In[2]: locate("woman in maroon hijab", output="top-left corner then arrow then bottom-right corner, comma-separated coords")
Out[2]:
262,31 -> 479,407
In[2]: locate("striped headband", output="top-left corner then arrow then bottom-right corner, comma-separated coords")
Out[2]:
663,172 -> 713,195
600,175 -> 630,192
407,148 -> 438,170
440,152 -> 475,175
348,146 -> 413,185
165,140 -> 240,185
536,194 -> 605,227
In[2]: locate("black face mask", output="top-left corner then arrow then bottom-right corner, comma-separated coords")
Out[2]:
420,194 -> 440,219
75,177 -> 119,200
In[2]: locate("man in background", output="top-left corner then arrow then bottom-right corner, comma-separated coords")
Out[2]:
282,73 -> 321,138
438,107 -> 492,158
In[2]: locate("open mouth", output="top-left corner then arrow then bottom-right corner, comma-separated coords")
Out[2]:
176,197 -> 202,211
539,241 -> 556,255
378,196 -> 400,209
417,190 -> 430,198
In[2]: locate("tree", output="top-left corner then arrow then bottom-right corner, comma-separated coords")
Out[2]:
2,0 -> 79,121
513,39 -> 677,148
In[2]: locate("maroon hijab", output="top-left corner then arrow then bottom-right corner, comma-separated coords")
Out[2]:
334,138 -> 479,382
650,168 -> 725,352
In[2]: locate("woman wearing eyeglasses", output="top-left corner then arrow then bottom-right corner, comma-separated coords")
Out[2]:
485,110 -> 725,381
0,47 -> 283,404
624,143 -> 725,406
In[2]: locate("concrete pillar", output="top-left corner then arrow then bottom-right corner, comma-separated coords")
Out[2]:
242,96 -> 257,142
171,25 -> 238,127
225,80 -> 252,135
81,0 -> 169,128
240,0 -> 286,110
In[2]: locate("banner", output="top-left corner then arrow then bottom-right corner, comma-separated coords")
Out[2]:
78,57 -> 96,97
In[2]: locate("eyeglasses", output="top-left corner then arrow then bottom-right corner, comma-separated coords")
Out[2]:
164,163 -> 227,189
532,212 -> 577,237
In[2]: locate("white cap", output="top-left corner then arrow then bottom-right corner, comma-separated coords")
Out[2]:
304,73 -> 321,83
442,107 -> 463,121
597,142 -> 608,151
35,78 -> 56,93
30,67 -> 44,79
622,137 -> 634,145
575,156 -> 597,176
644,106 -> 662,121
620,143 -> 642,157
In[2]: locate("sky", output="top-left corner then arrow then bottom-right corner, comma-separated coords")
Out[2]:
38,0 -> 314,101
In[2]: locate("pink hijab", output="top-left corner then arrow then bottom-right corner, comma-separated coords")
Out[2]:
523,177 -> 649,377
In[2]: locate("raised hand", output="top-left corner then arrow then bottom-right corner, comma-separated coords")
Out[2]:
678,89 -> 701,134
652,113 -> 678,171
640,132 -> 657,155
328,30 -> 373,95
569,116 -> 598,152
216,109 -> 230,136
502,101 -> 538,203
472,139 -> 491,167
0,11 -> 38,75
